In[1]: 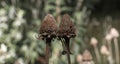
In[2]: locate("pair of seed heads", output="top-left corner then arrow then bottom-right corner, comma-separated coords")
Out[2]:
39,14 -> 76,54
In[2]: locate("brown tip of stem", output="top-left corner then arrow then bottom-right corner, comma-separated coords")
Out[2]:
58,14 -> 76,38
39,14 -> 58,39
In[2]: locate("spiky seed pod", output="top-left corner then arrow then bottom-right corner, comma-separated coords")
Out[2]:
39,14 -> 57,64
58,14 -> 76,64
58,14 -> 76,38
39,14 -> 58,39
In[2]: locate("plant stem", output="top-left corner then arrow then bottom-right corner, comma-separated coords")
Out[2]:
56,0 -> 61,24
45,38 -> 52,64
103,55 -> 106,64
114,38 -> 119,64
65,37 -> 71,64
94,46 -> 101,63
108,40 -> 112,57
107,40 -> 114,64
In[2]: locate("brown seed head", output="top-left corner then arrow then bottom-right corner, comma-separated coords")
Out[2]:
82,50 -> 93,61
58,14 -> 76,38
39,14 -> 57,39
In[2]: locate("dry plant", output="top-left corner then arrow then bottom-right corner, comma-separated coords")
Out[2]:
39,14 -> 58,64
57,14 -> 76,64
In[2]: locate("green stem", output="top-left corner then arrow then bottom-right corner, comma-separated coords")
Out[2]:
114,38 -> 119,64
94,46 -> 101,63
108,40 -> 113,58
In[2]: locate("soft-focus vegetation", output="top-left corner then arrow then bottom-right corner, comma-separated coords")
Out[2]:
0,0 -> 120,64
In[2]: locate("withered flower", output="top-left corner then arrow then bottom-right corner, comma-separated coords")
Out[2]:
39,14 -> 57,64
58,14 -> 76,54
58,14 -> 76,38
57,14 -> 76,64
39,14 -> 57,39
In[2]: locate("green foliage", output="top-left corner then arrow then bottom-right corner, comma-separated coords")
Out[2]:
0,0 -> 88,63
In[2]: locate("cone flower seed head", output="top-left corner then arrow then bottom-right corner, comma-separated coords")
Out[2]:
58,14 -> 76,38
39,14 -> 57,39
90,37 -> 98,46
110,28 -> 119,38
82,50 -> 93,61
100,45 -> 110,56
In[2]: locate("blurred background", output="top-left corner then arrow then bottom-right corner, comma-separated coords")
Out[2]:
0,0 -> 120,64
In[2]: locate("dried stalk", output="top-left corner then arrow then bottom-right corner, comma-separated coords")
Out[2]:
39,14 -> 57,64
57,14 -> 76,64
45,38 -> 52,64
65,37 -> 71,64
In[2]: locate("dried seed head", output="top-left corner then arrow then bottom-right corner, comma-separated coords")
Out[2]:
82,50 -> 93,61
39,14 -> 57,39
58,14 -> 76,38
110,28 -> 119,38
100,45 -> 110,56
90,37 -> 98,46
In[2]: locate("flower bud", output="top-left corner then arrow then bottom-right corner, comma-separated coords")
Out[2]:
100,45 -> 110,55
90,37 -> 98,46
105,34 -> 113,41
110,28 -> 119,38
